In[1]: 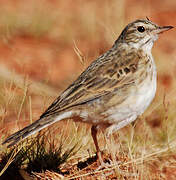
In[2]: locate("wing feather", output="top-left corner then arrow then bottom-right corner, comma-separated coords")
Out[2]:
40,48 -> 144,118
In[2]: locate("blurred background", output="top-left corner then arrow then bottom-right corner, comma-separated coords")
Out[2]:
0,0 -> 175,145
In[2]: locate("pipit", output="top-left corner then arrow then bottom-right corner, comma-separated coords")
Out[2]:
3,19 -> 173,163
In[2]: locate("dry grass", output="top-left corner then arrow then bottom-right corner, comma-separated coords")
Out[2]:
0,0 -> 176,179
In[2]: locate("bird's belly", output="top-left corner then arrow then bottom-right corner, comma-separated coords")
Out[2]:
130,76 -> 156,115
105,73 -> 157,123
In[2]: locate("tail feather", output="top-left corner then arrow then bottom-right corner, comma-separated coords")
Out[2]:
3,118 -> 52,147
3,111 -> 73,147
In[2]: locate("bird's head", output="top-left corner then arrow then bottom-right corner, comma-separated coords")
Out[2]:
117,18 -> 173,51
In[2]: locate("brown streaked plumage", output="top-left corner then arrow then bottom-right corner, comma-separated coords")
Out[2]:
3,19 -> 173,163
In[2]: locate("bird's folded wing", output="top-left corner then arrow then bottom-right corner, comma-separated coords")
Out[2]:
40,49 -> 143,118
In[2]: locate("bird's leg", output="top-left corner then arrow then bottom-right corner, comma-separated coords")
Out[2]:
91,125 -> 100,152
91,125 -> 104,165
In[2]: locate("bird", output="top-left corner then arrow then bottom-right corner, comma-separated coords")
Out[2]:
3,18 -> 173,163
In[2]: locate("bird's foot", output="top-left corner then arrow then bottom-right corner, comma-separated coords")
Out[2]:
96,150 -> 114,170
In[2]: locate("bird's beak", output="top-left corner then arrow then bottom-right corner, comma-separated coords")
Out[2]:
153,26 -> 174,34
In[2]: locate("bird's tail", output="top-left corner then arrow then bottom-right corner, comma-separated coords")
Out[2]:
2,117 -> 54,147
3,111 -> 72,147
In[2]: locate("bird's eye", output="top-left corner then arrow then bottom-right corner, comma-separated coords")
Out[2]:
137,26 -> 145,33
